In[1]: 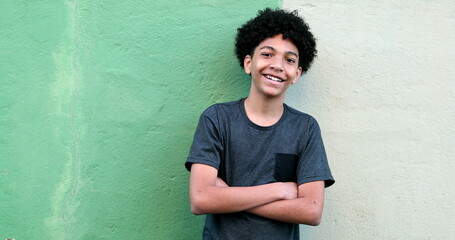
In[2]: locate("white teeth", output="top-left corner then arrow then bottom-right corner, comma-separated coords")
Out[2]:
265,75 -> 283,82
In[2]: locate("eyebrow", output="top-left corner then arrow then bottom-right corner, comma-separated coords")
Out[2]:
259,46 -> 299,58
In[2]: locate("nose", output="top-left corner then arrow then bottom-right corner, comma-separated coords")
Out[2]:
270,59 -> 284,72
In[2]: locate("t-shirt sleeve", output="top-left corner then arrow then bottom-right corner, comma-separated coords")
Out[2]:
185,106 -> 223,172
296,116 -> 335,188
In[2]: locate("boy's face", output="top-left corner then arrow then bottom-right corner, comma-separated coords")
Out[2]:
244,34 -> 302,99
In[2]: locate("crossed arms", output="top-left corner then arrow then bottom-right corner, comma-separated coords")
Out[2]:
189,163 -> 325,226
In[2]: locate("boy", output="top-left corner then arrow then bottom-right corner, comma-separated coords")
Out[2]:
185,8 -> 335,240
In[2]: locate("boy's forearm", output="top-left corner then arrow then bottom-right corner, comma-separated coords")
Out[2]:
190,164 -> 298,215
190,182 -> 293,215
247,181 -> 325,226
246,197 -> 323,226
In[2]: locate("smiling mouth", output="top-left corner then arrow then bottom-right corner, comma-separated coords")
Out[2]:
264,74 -> 284,82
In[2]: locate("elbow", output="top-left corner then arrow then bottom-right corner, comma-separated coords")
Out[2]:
306,209 -> 322,226
300,198 -> 324,226
298,207 -> 322,226
190,184 -> 220,215
190,195 -> 209,215
190,203 -> 205,215
307,214 -> 322,226
191,206 -> 204,215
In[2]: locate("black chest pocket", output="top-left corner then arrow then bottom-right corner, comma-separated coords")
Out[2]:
273,153 -> 298,182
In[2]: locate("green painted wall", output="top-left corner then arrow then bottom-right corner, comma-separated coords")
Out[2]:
1,1 -> 280,239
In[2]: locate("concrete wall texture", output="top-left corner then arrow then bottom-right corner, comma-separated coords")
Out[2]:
0,0 -> 282,239
1,0 -> 454,239
283,0 -> 455,239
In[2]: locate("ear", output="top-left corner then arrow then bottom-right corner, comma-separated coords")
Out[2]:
244,55 -> 252,75
292,66 -> 303,84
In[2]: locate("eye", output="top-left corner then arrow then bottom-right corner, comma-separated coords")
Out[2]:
261,52 -> 272,57
285,58 -> 296,64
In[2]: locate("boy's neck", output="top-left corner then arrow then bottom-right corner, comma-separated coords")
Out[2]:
244,94 -> 285,127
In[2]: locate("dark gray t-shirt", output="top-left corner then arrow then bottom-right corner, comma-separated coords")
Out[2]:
186,98 -> 334,240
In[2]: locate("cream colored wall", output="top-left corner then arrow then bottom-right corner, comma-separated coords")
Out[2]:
283,0 -> 455,239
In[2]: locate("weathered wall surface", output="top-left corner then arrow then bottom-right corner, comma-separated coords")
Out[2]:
283,0 -> 455,239
3,0 -> 453,239
0,1 -> 281,239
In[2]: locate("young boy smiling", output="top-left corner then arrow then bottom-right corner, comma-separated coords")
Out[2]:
185,8 -> 334,240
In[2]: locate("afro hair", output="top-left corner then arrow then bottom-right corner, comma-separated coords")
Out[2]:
235,8 -> 317,73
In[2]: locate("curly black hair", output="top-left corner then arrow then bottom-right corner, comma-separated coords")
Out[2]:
235,8 -> 317,73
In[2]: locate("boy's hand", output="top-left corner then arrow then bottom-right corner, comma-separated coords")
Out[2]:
278,182 -> 298,200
